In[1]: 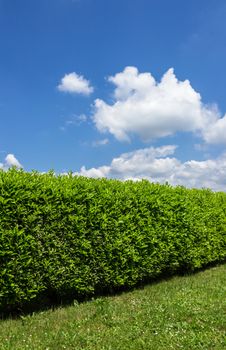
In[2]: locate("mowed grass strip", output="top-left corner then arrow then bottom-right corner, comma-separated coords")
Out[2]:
0,264 -> 225,350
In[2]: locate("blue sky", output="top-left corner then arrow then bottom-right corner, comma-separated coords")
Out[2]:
1,0 -> 226,190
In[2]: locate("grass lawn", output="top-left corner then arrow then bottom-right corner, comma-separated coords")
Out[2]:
0,263 -> 225,350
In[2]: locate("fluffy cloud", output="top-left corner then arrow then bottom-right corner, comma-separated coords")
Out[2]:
75,145 -> 226,191
202,114 -> 226,144
92,66 -> 223,143
0,154 -> 23,170
77,165 -> 110,178
58,72 -> 93,95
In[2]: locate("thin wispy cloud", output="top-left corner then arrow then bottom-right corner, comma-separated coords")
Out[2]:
60,114 -> 88,131
92,138 -> 109,147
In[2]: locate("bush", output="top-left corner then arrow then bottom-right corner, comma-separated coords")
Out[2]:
0,169 -> 226,312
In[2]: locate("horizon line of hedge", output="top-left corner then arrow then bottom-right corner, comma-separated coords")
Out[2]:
0,169 -> 226,313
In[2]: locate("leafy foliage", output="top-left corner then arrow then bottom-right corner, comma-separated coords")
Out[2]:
0,169 -> 226,312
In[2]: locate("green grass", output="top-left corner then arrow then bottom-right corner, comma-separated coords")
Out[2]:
0,264 -> 225,350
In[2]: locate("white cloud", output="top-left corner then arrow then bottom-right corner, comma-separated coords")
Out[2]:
108,145 -> 178,177
76,165 -> 110,178
92,66 -> 222,143
202,114 -> 226,144
0,154 -> 23,170
75,145 -> 226,191
58,72 -> 94,95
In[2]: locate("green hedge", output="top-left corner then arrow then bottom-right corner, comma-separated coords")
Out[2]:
0,169 -> 226,312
